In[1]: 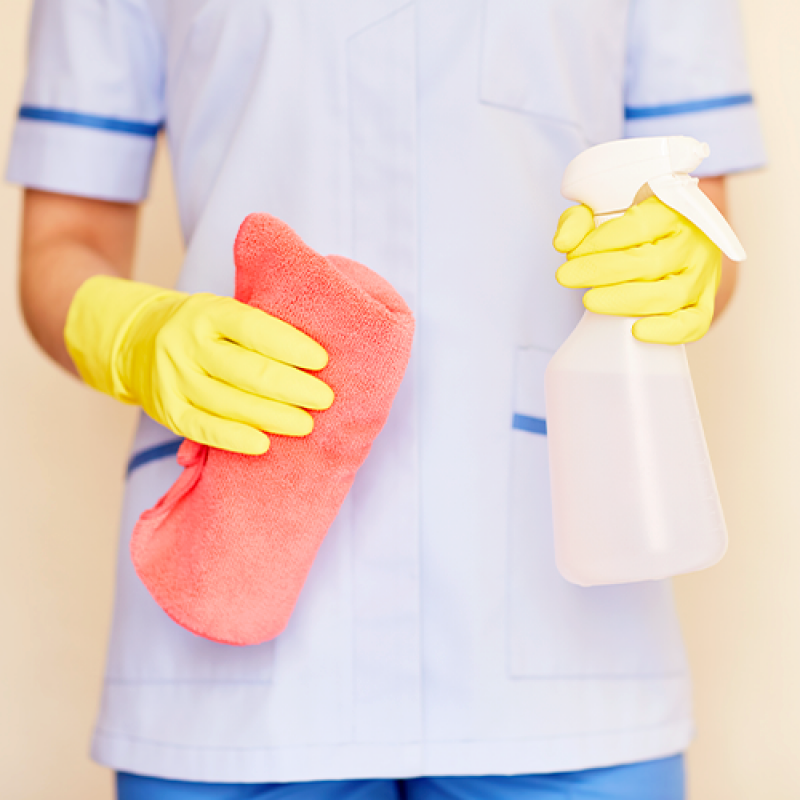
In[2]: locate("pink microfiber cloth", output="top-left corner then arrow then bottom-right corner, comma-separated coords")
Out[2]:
130,214 -> 415,646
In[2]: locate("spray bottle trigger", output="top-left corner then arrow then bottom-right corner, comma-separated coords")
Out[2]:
647,173 -> 747,262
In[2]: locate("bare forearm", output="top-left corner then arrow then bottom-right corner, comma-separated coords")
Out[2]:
20,190 -> 139,375
697,176 -> 737,321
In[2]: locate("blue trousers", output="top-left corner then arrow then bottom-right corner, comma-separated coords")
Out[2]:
117,754 -> 684,799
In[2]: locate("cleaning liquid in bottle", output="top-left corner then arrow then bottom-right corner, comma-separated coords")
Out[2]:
545,136 -> 746,587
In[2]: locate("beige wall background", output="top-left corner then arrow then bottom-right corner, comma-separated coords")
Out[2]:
0,1 -> 797,798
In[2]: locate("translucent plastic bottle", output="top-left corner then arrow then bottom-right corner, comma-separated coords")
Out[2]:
546,137 -> 746,586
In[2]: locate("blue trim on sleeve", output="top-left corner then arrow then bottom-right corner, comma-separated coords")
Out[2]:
127,439 -> 183,477
19,106 -> 162,138
512,414 -> 547,436
625,93 -> 754,120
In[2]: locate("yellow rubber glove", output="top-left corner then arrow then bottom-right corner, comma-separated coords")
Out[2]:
64,276 -> 334,455
552,196 -> 722,345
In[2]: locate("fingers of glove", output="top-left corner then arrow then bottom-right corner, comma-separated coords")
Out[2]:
205,296 -> 329,371
631,304 -> 713,345
556,235 -> 686,289
181,370 -> 316,437
201,340 -> 334,411
583,268 -> 705,318
631,280 -> 717,345
170,405 -> 272,455
569,197 -> 682,259
553,205 -> 595,253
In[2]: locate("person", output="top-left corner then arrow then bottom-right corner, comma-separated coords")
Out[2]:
7,1 -> 765,798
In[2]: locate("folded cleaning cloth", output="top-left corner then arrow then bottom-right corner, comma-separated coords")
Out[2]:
130,214 -> 415,646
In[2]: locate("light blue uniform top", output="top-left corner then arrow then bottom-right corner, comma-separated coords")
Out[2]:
7,0 -> 765,785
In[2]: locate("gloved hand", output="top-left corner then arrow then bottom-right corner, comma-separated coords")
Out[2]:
64,275 -> 334,455
552,196 -> 722,345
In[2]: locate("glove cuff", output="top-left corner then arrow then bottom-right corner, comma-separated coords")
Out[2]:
64,276 -> 183,402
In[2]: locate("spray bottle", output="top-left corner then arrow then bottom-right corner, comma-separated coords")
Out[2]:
545,136 -> 746,587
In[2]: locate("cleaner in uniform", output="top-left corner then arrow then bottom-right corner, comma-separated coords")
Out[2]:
8,1 -> 765,797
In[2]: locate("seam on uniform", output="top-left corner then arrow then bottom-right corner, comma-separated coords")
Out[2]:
102,670 -> 688,686
19,106 -> 163,137
127,439 -> 183,476
105,678 -> 272,686
508,670 -> 690,681
477,97 -> 583,131
624,93 -> 753,120
511,413 -> 547,436
93,717 -> 692,751
345,1 -> 416,44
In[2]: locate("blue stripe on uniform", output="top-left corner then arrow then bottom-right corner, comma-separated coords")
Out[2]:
624,93 -> 754,120
512,413 -> 547,436
19,106 -> 162,137
127,440 -> 183,477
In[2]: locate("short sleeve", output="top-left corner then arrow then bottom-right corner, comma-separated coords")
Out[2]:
5,0 -> 165,203
624,0 -> 766,177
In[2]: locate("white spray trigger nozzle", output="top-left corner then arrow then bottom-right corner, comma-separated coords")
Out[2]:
561,136 -> 746,262
647,173 -> 746,262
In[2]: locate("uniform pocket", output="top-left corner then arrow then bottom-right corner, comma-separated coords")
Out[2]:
480,0 -> 629,144
507,346 -> 688,678
106,426 -> 276,684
